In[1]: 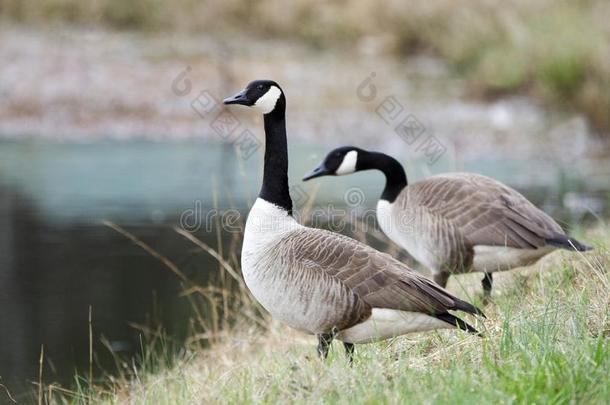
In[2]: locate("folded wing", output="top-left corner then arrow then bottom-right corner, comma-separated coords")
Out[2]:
405,173 -> 564,249
278,227 -> 482,331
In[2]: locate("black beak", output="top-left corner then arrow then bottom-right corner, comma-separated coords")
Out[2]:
303,163 -> 332,181
223,89 -> 249,105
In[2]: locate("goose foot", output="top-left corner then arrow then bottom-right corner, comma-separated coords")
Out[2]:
343,342 -> 354,364
316,332 -> 334,359
481,272 -> 493,305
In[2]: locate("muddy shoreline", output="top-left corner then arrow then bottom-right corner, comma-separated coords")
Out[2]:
1,27 -> 606,165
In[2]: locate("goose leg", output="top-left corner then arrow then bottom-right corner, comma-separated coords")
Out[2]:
316,333 -> 334,359
343,342 -> 355,364
482,272 -> 493,302
433,271 -> 450,288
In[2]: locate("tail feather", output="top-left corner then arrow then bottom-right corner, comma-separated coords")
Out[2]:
546,233 -> 592,252
424,280 -> 486,318
452,297 -> 486,318
436,312 -> 482,337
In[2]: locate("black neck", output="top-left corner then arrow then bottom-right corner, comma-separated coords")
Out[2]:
358,151 -> 407,203
259,102 -> 293,214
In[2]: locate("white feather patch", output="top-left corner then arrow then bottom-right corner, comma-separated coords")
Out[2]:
337,308 -> 451,344
254,86 -> 282,114
376,199 -> 439,272
336,150 -> 358,175
472,245 -> 555,272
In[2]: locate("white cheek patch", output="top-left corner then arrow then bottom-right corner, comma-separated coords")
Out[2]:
254,86 -> 282,114
335,150 -> 358,175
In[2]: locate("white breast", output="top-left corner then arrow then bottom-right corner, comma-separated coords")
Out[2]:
376,200 -> 401,244
377,200 -> 438,271
242,198 -> 332,334
241,198 -> 300,287
242,198 -> 299,258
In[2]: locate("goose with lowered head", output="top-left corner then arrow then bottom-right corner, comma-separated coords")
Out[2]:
303,146 -> 592,300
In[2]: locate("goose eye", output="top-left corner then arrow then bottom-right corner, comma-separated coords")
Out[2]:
257,85 -> 264,90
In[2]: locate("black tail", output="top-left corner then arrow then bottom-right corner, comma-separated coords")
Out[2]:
546,233 -> 592,252
423,278 -> 486,318
436,312 -> 482,337
452,296 -> 486,318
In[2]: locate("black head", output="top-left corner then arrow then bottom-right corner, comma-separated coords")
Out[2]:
303,146 -> 363,181
223,80 -> 284,114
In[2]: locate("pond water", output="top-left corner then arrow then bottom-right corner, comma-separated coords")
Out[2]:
0,138 -> 607,401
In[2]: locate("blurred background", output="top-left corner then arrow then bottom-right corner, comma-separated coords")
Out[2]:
1,0 -> 609,401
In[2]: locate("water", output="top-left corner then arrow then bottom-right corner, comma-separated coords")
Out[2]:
0,139 -> 607,401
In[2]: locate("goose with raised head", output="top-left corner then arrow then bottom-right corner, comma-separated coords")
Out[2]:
303,146 -> 592,300
223,81 -> 484,361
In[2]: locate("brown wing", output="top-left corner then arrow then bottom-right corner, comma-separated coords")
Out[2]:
404,173 -> 564,249
281,227 -> 481,326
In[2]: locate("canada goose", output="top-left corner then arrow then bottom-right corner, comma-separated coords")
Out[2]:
303,146 -> 592,299
224,81 -> 484,361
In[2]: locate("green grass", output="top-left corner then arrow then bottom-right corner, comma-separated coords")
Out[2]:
2,0 -> 610,134
45,225 -> 609,404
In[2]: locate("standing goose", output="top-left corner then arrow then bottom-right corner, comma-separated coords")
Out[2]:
224,81 -> 483,360
303,146 -> 592,299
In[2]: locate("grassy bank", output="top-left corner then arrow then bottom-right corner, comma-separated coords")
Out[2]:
2,0 -> 610,134
48,224 -> 610,404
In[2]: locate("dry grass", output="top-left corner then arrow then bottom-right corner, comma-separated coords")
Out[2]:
38,221 -> 610,404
